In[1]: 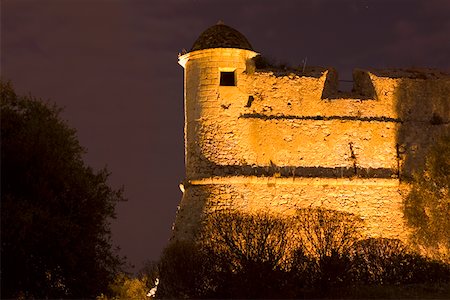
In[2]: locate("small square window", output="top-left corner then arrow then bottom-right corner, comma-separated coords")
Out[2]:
220,71 -> 236,86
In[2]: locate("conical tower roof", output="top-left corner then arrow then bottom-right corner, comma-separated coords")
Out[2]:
191,23 -> 253,52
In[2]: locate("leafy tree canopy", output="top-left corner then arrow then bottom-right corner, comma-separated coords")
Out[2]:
1,80 -> 125,298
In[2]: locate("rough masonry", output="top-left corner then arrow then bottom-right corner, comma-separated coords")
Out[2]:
174,23 -> 450,245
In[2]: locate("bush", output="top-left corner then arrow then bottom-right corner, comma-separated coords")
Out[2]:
97,273 -> 150,300
353,238 -> 413,284
157,209 -> 450,298
157,212 -> 295,298
156,240 -> 214,298
200,211 -> 295,298
352,238 -> 450,287
295,208 -> 364,292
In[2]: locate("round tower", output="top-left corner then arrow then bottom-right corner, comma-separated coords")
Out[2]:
178,23 -> 258,180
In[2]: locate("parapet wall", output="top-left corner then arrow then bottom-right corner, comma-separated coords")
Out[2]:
184,52 -> 449,179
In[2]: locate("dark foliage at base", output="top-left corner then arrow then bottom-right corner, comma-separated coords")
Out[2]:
155,210 -> 450,299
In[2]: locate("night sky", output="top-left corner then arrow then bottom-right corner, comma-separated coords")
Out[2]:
3,0 -> 450,272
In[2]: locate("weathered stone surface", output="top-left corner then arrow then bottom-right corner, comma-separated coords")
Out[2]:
175,32 -> 450,251
174,179 -> 409,241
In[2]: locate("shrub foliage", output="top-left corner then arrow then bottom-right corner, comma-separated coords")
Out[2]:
156,209 -> 450,298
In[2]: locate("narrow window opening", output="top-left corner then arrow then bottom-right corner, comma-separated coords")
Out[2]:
220,71 -> 236,86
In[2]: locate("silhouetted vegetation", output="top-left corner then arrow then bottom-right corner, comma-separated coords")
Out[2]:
295,208 -> 364,295
1,81 -> 125,298
156,209 -> 450,298
201,211 -> 294,298
253,54 -> 281,69
97,273 -> 151,300
252,54 -> 326,77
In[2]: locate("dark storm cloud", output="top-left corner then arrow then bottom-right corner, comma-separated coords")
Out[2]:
3,0 -> 449,272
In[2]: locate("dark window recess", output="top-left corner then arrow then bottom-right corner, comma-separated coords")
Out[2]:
220,71 -> 236,86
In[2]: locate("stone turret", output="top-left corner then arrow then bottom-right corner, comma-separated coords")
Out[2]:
178,23 -> 258,179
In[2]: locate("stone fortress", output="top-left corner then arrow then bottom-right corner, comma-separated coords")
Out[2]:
174,23 -> 450,245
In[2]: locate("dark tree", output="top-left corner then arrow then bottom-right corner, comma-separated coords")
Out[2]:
156,240 -> 215,299
1,81 -> 125,298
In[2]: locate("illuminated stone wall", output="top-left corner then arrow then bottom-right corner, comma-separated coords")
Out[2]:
176,178 -> 410,241
175,47 -> 450,245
